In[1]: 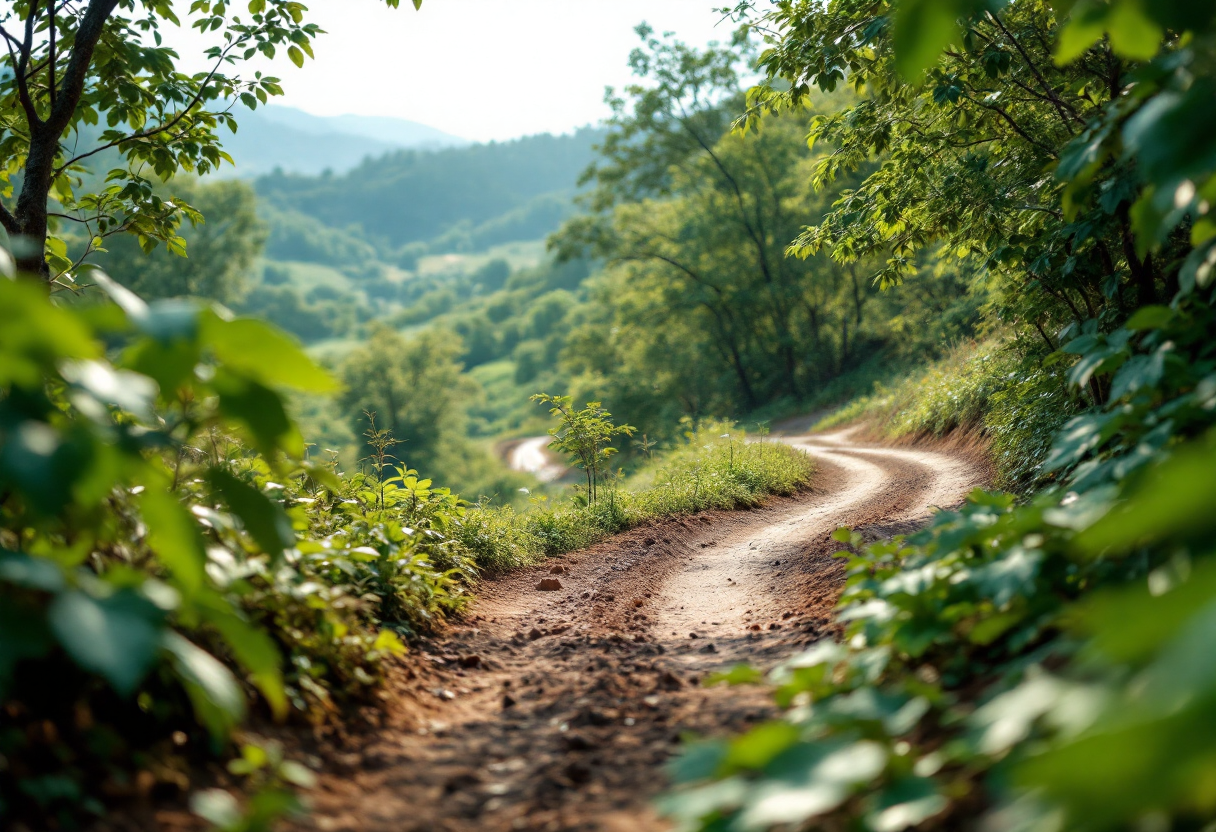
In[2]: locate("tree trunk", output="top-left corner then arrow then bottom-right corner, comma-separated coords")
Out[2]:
839,313 -> 850,373
8,0 -> 121,281
14,125 -> 56,279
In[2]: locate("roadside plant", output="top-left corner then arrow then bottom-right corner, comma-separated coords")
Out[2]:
531,393 -> 636,504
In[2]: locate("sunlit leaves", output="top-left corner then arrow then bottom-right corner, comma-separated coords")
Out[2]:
893,0 -> 1006,79
208,468 -> 295,561
200,312 -> 337,393
1055,0 -> 1164,63
163,631 -> 246,740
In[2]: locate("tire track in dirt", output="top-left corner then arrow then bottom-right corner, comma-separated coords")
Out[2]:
292,430 -> 986,832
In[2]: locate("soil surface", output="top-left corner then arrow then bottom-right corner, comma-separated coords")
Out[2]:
290,429 -> 987,832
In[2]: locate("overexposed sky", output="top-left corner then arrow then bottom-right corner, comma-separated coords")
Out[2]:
160,1 -> 735,142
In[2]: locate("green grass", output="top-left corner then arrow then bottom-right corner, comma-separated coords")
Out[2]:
264,259 -> 356,292
455,423 -> 815,573
416,240 -> 547,278
812,339 -> 1081,491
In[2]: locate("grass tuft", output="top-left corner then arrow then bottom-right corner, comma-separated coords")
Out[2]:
813,340 -> 1080,491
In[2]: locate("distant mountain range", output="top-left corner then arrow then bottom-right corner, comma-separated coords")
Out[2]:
218,105 -> 470,177
256,126 -> 605,253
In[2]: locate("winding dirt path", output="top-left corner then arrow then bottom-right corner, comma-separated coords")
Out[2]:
507,436 -> 567,483
292,429 -> 986,832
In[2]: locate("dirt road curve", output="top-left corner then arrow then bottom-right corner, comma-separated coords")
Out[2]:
294,429 -> 986,832
507,436 -> 566,483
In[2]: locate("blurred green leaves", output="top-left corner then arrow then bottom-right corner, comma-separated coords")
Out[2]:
200,312 -> 337,393
47,589 -> 166,696
208,469 -> 296,561
893,0 -> 1005,78
0,261 -> 446,825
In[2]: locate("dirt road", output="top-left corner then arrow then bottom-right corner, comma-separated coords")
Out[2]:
506,436 -> 566,483
294,429 -> 986,832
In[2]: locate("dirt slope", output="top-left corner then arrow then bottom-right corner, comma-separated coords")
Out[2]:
291,430 -> 987,832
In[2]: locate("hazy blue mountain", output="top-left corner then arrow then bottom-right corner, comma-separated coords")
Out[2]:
214,106 -> 469,177
254,106 -> 470,149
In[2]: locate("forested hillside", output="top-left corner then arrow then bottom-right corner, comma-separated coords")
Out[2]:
255,127 -> 604,255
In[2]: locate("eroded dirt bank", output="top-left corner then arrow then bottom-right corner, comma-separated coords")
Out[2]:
291,430 -> 987,832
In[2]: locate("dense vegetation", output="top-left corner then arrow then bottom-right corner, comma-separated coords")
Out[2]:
659,0 -> 1216,829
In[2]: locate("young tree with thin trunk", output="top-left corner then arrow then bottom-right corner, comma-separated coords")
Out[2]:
0,0 -> 417,287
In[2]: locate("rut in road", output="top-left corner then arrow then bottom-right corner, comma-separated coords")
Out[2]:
293,429 -> 987,832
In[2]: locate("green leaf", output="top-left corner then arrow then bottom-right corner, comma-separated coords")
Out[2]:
866,777 -> 947,832
1123,305 -> 1173,330
208,469 -> 296,561
723,721 -> 801,771
200,310 -> 337,393
48,589 -> 165,695
139,487 -> 207,595
0,279 -> 98,388
1103,0 -> 1164,59
162,631 -> 245,740
190,789 -> 242,829
213,373 -> 302,457
200,602 -> 288,720
705,663 -> 766,686
0,551 -> 66,592
892,0 -> 974,80
1055,0 -> 1114,64
287,45 -> 304,67
1077,443 -> 1216,552
736,741 -> 888,828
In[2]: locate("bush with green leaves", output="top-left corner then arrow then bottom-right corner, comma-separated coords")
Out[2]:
531,393 -> 636,504
0,270 -> 470,825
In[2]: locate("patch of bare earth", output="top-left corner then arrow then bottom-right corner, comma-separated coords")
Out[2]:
288,431 -> 987,832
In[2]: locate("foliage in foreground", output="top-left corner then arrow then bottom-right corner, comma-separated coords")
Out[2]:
456,424 -> 814,573
0,267 -> 811,827
0,275 -> 469,827
663,0 -> 1216,829
665,288 -> 1216,832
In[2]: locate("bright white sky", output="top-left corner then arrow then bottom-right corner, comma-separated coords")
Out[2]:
162,1 -> 735,142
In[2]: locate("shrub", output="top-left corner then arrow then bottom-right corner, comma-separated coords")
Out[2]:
0,276 -> 470,826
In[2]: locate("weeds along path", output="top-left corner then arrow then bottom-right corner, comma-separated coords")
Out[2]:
293,429 -> 985,832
